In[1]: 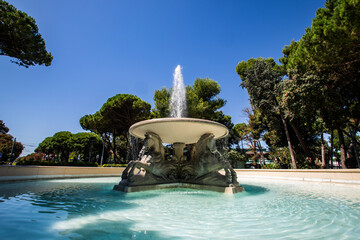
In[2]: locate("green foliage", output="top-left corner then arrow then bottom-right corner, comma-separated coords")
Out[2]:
187,78 -> 226,119
80,94 -> 151,163
101,163 -> 127,167
17,152 -> 44,162
268,147 -> 291,166
36,131 -> 104,163
36,137 -> 55,154
15,159 -> 99,167
152,78 -> 236,146
0,121 -> 24,162
0,0 -> 53,67
233,108 -> 267,164
281,0 -> 360,126
0,120 -> 9,134
152,87 -> 171,118
36,131 -> 72,161
153,78 -> 227,119
236,58 -> 283,116
233,123 -> 248,140
99,94 -> 151,136
262,163 -> 280,169
236,57 -> 285,80
227,149 -> 247,168
70,132 -> 103,161
304,0 -> 359,69
279,0 -> 360,168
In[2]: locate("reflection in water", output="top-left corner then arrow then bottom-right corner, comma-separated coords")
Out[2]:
0,177 -> 360,240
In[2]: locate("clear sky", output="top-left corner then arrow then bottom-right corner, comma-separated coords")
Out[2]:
1,0 -> 325,156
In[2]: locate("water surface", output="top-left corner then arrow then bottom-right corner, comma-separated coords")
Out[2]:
0,177 -> 359,239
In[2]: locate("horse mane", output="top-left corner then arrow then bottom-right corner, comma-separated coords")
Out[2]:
146,132 -> 165,161
194,133 -> 215,160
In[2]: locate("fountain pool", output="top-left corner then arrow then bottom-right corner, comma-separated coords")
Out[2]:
1,176 -> 359,239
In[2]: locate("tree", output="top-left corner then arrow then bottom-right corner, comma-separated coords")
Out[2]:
0,120 -> 23,162
153,78 -> 227,119
36,137 -> 55,155
187,78 -> 226,119
0,120 -> 9,134
233,108 -> 267,166
0,0 -> 53,67
151,87 -> 171,118
70,132 -> 103,162
36,131 -> 105,164
236,58 -> 298,168
233,122 -> 248,150
152,77 -> 236,146
280,0 -> 360,168
37,132 -> 73,161
0,133 -> 23,162
80,94 -> 151,163
52,131 -> 72,161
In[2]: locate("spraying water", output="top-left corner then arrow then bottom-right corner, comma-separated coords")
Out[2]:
170,65 -> 187,118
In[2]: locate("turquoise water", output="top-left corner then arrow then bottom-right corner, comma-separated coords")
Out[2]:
0,177 -> 359,240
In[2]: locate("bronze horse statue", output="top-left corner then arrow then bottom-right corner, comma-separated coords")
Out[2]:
121,132 -> 177,185
186,133 -> 239,186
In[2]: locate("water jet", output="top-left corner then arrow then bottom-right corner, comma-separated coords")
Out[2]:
114,65 -> 244,193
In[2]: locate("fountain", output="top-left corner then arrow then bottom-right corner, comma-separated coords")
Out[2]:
113,65 -> 244,194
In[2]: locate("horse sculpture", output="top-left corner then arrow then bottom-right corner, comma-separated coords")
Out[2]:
187,133 -> 239,186
120,132 -> 177,186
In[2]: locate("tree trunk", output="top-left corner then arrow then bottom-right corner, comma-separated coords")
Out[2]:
353,141 -> 360,168
281,115 -> 297,169
321,132 -> 326,168
337,128 -> 347,169
113,131 -> 118,163
350,129 -> 360,168
290,121 -> 311,159
257,141 -> 265,166
251,140 -> 258,166
329,131 -> 334,169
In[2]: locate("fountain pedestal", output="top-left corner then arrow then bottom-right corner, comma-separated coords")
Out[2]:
173,142 -> 186,162
113,118 -> 244,194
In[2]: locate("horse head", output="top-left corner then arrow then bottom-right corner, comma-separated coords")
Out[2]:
144,132 -> 165,162
193,133 -> 217,161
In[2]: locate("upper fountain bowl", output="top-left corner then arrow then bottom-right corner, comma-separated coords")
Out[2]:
129,118 -> 229,144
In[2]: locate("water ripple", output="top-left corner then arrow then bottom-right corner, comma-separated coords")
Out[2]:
0,177 -> 359,239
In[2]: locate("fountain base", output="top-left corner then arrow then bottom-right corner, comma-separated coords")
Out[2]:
113,182 -> 244,194
116,118 -> 245,194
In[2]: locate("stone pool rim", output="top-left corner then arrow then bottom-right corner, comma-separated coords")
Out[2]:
1,166 -> 360,185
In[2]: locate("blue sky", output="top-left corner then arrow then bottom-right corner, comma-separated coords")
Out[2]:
1,0 -> 325,155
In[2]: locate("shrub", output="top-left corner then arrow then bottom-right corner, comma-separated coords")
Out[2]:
101,164 -> 127,167
262,163 -> 280,169
15,159 -> 99,167
17,152 -> 44,162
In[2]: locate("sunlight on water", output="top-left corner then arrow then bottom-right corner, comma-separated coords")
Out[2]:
0,177 -> 360,239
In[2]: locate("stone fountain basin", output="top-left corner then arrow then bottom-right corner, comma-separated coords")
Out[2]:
129,117 -> 229,144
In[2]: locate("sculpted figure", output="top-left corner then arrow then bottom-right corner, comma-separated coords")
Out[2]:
189,133 -> 239,186
120,132 -> 177,186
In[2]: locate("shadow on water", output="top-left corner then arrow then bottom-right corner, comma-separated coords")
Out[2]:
240,184 -> 269,196
0,179 -> 167,218
61,219 -> 184,240
0,179 -> 184,239
0,179 -> 270,240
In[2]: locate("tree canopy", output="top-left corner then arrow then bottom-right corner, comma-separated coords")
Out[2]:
80,94 -> 151,163
0,0 -> 53,67
0,120 -> 9,134
152,77 -> 236,146
153,77 -> 227,119
36,131 -> 103,162
0,120 -> 23,162
278,0 -> 360,168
